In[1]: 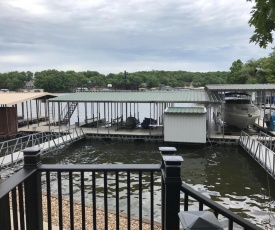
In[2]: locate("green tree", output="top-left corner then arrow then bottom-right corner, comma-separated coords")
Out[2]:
227,59 -> 244,83
247,0 -> 275,48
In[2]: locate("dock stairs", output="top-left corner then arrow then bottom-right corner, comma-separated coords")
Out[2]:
60,102 -> 78,125
239,131 -> 275,179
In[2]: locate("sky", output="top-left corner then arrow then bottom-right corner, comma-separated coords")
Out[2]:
0,0 -> 273,75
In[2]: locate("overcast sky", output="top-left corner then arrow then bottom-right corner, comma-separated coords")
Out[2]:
0,0 -> 273,75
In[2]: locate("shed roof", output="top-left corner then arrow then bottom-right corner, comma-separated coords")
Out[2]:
205,84 -> 275,91
48,90 -> 222,104
165,107 -> 207,114
0,92 -> 57,107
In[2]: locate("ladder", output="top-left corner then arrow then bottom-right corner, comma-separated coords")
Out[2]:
60,102 -> 78,125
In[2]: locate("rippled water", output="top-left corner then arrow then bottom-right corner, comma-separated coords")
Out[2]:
42,139 -> 275,228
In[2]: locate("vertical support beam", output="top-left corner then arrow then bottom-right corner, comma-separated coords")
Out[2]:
161,154 -> 184,230
36,99 -> 39,126
26,101 -> 29,129
30,100 -> 33,123
21,102 -> 24,119
85,102 -> 87,124
23,147 -> 43,230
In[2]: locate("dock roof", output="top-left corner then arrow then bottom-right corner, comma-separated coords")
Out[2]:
0,92 -> 57,107
165,107 -> 207,114
205,84 -> 275,91
48,90 -> 222,104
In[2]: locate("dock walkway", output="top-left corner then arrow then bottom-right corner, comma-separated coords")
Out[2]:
0,127 -> 85,172
239,131 -> 275,179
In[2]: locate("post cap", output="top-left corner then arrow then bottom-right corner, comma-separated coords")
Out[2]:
163,155 -> 183,165
178,211 -> 223,230
22,147 -> 41,155
159,146 -> 177,155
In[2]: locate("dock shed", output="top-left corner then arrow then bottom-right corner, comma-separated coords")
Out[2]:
164,107 -> 207,143
0,92 -> 56,137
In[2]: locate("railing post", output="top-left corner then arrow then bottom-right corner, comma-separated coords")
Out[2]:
161,154 -> 184,230
23,147 -> 43,230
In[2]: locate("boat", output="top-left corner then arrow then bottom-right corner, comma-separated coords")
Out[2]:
222,92 -> 261,129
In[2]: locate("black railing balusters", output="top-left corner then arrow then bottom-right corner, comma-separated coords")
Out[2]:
57,171 -> 63,229
46,171 -> 52,230
199,201 -> 203,211
184,193 -> 189,211
229,219 -> 233,230
12,188 -> 19,230
127,170 -> 131,230
69,171 -> 74,230
104,171 -> 108,230
92,171 -> 97,230
81,171 -> 86,230
150,171 -> 154,230
18,183 -> 25,230
115,171 -> 119,230
139,171 -> 142,230
0,193 -> 11,230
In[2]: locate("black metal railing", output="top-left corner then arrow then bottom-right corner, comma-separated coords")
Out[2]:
180,183 -> 262,230
0,147 -> 162,230
0,147 -> 262,230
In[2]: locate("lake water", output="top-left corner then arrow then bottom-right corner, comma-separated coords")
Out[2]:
42,139 -> 275,229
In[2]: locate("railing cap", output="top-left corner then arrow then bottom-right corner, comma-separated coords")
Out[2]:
159,147 -> 177,152
23,147 -> 41,155
163,155 -> 183,165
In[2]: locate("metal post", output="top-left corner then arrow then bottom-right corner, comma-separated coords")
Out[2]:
161,154 -> 184,230
23,147 -> 43,230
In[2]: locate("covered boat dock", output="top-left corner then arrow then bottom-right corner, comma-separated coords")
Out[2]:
48,90 -> 222,142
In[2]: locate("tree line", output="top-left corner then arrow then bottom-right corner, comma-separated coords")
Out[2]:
0,70 -> 228,93
1,49 -> 275,93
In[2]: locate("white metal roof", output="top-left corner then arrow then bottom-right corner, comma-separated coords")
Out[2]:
205,84 -> 275,91
49,90 -> 222,104
0,92 -> 57,107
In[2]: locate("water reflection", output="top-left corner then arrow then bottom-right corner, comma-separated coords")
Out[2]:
42,139 -> 275,228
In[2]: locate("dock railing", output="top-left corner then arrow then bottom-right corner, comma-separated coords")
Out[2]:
0,147 -> 261,230
239,131 -> 275,178
0,127 -> 85,172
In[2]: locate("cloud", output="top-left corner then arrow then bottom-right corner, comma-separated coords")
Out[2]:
0,0 -> 272,74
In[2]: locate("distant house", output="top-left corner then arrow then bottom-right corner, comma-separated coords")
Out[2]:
140,83 -> 148,88
76,87 -> 89,92
25,81 -> 34,89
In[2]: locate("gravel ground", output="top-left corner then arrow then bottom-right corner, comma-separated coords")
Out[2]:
42,195 -> 161,230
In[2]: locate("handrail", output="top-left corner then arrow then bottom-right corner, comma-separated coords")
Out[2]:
239,131 -> 275,178
0,127 -> 85,171
180,182 -> 262,230
0,168 -> 37,198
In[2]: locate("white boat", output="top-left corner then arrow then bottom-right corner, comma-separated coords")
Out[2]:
222,93 -> 261,129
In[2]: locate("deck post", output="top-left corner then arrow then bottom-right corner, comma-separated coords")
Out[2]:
161,154 -> 184,230
23,147 -> 43,230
